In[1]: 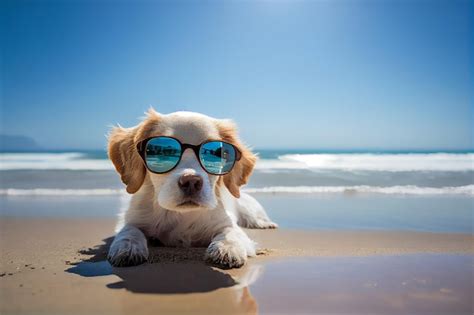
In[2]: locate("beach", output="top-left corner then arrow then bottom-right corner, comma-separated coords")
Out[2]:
1,216 -> 473,315
1,209 -> 473,315
0,151 -> 473,314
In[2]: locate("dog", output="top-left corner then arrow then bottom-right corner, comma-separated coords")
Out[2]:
107,109 -> 277,268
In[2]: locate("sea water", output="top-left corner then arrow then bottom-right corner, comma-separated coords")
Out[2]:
0,150 -> 472,233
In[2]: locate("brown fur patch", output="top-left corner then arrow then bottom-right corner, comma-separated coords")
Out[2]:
108,109 -> 166,194
108,108 -> 164,194
108,125 -> 147,194
134,108 -> 164,143
216,120 -> 257,198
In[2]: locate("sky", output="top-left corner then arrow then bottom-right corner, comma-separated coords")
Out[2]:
1,0 -> 472,150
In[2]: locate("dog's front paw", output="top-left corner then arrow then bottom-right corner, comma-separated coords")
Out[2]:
205,241 -> 247,269
107,238 -> 149,267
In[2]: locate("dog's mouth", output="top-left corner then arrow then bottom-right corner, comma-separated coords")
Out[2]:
176,200 -> 201,208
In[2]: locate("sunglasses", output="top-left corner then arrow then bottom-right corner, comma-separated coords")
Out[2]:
137,136 -> 241,175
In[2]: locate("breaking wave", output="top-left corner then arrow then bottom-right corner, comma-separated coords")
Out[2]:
244,185 -> 474,195
0,153 -> 113,170
1,185 -> 472,196
1,152 -> 472,172
257,153 -> 474,172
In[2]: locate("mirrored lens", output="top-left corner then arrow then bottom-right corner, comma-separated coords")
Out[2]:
145,137 -> 182,173
199,141 -> 236,174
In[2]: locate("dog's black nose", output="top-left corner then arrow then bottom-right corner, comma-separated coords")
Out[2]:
178,174 -> 203,195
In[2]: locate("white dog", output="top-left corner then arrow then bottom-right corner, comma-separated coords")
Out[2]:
107,109 -> 277,268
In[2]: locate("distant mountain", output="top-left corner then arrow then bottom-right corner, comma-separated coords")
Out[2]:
0,134 -> 42,152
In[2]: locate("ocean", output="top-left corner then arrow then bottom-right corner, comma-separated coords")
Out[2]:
1,150 -> 472,233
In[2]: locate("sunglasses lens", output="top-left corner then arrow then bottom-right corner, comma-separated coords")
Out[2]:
145,137 -> 181,173
199,141 -> 236,174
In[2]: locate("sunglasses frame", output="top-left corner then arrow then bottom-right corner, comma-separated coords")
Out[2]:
136,136 -> 242,175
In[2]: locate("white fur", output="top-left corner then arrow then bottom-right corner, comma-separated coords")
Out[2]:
108,111 -> 277,269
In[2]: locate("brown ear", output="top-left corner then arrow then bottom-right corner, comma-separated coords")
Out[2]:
218,120 -> 257,198
107,126 -> 146,194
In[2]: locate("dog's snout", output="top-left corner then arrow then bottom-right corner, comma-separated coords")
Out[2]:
178,174 -> 203,195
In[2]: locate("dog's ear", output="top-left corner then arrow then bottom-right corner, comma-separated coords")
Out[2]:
217,120 -> 257,198
108,125 -> 146,194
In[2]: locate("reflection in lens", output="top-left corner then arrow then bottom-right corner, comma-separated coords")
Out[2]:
145,137 -> 181,173
200,141 -> 236,174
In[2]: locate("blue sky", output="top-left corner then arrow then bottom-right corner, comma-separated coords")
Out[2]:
1,0 -> 472,150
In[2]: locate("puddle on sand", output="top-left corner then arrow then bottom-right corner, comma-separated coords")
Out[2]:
248,254 -> 473,315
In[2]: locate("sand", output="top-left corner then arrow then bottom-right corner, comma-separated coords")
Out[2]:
0,217 -> 473,315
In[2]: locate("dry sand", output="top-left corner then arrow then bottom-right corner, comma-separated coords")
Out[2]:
0,217 -> 473,315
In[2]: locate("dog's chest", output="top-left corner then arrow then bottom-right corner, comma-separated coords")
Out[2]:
145,210 -> 215,247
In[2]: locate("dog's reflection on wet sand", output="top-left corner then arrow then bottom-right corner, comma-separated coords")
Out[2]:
67,237 -> 263,314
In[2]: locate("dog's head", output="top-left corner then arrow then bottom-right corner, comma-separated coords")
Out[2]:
108,109 -> 257,212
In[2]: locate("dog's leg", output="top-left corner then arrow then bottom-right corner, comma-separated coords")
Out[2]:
205,226 -> 256,269
236,193 -> 278,229
107,224 -> 149,267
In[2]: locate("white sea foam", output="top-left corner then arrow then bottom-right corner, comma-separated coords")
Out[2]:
244,185 -> 474,195
0,188 -> 124,196
0,153 -> 114,170
1,185 -> 472,196
257,153 -> 474,172
0,152 -> 472,172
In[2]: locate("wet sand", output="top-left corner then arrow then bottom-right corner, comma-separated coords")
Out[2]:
0,217 -> 473,315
